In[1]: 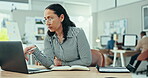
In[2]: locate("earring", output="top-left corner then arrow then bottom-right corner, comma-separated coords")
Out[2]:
61,19 -> 64,22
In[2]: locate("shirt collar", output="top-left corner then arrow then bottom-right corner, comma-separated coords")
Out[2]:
52,28 -> 74,39
67,28 -> 73,38
142,35 -> 147,39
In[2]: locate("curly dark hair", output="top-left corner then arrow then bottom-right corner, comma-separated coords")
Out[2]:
45,4 -> 76,42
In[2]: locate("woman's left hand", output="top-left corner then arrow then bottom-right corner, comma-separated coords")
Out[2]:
54,57 -> 62,66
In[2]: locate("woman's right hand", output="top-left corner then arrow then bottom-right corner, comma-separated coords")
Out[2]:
54,57 -> 62,66
24,45 -> 36,61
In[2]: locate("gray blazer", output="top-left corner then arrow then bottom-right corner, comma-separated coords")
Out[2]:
33,27 -> 92,68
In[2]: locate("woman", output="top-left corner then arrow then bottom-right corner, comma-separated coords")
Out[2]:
24,4 -> 92,68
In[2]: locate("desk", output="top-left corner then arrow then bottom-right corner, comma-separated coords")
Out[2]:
111,50 -> 126,67
0,66 -> 132,78
99,49 -> 139,67
99,49 -> 137,56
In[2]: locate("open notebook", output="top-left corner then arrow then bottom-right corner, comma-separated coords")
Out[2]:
50,65 -> 90,71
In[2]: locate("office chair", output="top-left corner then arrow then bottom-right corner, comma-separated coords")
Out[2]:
136,50 -> 148,76
90,49 -> 105,67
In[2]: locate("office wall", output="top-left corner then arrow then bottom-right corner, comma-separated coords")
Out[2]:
92,12 -> 99,47
30,0 -> 63,11
30,0 -> 91,16
64,3 -> 91,16
11,10 -> 43,37
97,0 -> 148,40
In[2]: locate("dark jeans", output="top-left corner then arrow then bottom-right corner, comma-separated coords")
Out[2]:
129,52 -> 141,70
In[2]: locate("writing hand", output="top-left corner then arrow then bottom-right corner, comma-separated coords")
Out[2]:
24,45 -> 36,61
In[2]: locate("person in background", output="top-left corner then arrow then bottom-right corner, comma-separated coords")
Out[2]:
106,34 -> 115,50
126,31 -> 148,72
105,34 -> 116,66
24,4 -> 92,68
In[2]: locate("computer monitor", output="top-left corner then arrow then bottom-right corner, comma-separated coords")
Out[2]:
100,35 -> 111,47
123,34 -> 138,47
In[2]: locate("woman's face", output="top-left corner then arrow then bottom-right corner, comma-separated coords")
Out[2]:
44,9 -> 64,32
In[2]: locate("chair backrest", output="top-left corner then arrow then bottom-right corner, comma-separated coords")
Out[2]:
90,49 -> 105,67
137,49 -> 148,61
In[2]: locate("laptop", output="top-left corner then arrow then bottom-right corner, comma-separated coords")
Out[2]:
0,41 -> 51,74
96,65 -> 130,73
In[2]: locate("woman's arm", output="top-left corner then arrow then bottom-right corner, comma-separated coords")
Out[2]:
62,29 -> 92,66
135,39 -> 142,52
33,35 -> 54,68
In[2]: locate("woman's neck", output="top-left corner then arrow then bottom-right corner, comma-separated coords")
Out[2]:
56,26 -> 63,37
55,26 -> 64,43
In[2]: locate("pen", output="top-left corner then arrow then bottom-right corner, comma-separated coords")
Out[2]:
27,47 -> 37,53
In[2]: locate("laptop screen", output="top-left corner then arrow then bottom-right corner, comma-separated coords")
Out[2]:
0,41 -> 28,73
0,41 -> 51,74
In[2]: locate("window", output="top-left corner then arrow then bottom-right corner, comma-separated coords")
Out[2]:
142,5 -> 148,31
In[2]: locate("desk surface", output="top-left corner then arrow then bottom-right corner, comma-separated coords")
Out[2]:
0,66 -> 132,78
99,49 -> 139,57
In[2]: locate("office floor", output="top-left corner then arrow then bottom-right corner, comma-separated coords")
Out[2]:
132,61 -> 147,78
132,73 -> 147,78
110,58 -> 148,78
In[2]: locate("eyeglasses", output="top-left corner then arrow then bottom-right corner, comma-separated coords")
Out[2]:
42,17 -> 54,24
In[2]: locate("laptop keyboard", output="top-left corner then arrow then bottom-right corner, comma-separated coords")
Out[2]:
28,68 -> 51,72
28,68 -> 42,71
98,67 -> 130,73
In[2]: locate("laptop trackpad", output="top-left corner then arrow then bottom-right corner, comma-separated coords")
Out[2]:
28,68 -> 51,73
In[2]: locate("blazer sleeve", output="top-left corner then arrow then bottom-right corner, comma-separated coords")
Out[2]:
33,35 -> 54,68
135,39 -> 142,52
